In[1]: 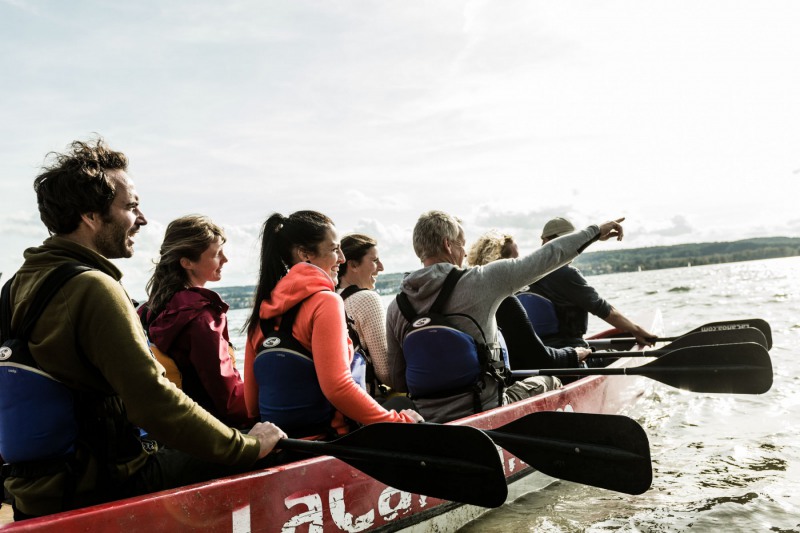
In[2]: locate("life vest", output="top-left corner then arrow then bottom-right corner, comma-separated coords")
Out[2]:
253,299 -> 335,438
524,287 -> 589,340
0,263 -> 145,494
516,292 -> 560,337
339,285 -> 382,397
0,263 -> 92,463
395,268 -> 505,413
497,330 -> 510,369
138,305 -> 183,389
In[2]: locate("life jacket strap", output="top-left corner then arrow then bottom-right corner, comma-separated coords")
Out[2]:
1,453 -> 77,479
1,263 -> 94,343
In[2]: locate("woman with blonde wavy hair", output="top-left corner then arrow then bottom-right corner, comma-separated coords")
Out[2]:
139,214 -> 251,428
468,230 -> 591,369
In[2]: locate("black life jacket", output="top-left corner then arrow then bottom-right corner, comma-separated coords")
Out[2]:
395,268 -> 505,414
339,285 -> 384,398
0,263 -> 148,508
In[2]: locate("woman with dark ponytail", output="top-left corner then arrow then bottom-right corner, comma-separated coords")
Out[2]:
243,211 -> 422,438
140,215 -> 251,429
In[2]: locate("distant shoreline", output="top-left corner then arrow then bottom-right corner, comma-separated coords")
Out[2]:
213,237 -> 800,310
571,235 -> 800,275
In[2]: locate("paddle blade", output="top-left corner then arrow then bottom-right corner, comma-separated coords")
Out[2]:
590,327 -> 768,359
636,342 -> 773,394
690,318 -> 773,350
282,423 -> 508,508
588,325 -> 770,352
664,328 -> 768,351
487,411 -> 652,495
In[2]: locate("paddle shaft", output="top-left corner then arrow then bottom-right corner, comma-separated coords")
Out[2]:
513,342 -> 773,394
588,319 -> 772,349
588,326 -> 767,356
484,430 -> 645,462
514,365 -> 767,378
284,425 -> 644,468
590,336 -> 677,347
589,348 -> 671,359
280,437 -> 492,475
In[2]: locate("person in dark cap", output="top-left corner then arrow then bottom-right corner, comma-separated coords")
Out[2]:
526,216 -> 656,349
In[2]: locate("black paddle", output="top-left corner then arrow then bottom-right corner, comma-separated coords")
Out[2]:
484,411 -> 652,495
587,318 -> 773,350
279,422 -> 508,508
588,328 -> 768,358
514,342 -> 773,394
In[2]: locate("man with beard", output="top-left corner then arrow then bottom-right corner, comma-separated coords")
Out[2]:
1,138 -> 286,521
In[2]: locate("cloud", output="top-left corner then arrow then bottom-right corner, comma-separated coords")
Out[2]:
340,190 -> 408,214
3,1 -> 800,283
0,211 -> 47,237
1,0 -> 40,15
646,215 -> 695,238
473,205 -> 574,231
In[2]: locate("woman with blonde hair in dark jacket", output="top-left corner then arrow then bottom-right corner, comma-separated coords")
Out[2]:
467,230 -> 592,370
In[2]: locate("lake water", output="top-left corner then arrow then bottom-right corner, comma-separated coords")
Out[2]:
228,256 -> 800,532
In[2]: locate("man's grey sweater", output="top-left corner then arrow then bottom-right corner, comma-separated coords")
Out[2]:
385,225 -> 601,422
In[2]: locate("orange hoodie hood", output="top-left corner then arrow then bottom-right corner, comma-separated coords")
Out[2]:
259,262 -> 335,320
244,261 -> 418,431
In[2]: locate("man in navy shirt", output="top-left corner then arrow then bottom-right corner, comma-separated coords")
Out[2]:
528,217 -> 656,349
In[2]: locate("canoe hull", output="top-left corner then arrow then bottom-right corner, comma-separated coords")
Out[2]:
1,313 -> 659,533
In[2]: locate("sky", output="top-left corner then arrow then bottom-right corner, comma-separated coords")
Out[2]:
1,0 -> 799,300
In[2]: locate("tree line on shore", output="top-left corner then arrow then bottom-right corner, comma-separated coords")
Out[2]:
573,236 -> 800,275
215,237 -> 800,309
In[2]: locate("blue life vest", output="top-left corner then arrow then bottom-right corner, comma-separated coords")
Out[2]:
516,292 -> 560,337
395,269 -> 505,410
349,348 -> 368,392
497,330 -> 510,369
401,319 -> 482,396
253,299 -> 335,438
1,263 -> 156,515
0,263 -> 91,463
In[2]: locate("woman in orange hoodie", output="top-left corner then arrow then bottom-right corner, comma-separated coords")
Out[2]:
243,211 -> 422,438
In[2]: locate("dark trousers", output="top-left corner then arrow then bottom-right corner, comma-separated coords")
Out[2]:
11,447 -> 290,522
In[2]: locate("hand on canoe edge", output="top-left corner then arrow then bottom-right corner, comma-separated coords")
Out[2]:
250,421 -> 288,459
597,217 -> 625,241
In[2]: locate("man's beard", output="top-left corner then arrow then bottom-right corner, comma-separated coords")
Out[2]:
94,216 -> 134,259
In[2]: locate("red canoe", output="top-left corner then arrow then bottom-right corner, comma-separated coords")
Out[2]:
0,312 -> 661,532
